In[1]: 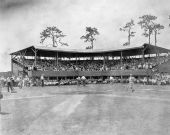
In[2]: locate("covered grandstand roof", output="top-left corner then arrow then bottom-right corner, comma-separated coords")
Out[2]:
10,43 -> 170,57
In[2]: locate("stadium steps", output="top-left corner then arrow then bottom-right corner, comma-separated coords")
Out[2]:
12,59 -> 29,76
12,59 -> 25,68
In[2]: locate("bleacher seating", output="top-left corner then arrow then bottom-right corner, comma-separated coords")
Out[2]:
13,55 -> 170,72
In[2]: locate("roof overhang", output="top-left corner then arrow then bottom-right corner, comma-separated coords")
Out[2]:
10,43 -> 170,57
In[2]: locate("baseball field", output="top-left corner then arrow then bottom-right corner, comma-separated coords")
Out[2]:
1,84 -> 170,135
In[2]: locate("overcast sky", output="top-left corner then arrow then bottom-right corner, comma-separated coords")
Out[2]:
0,0 -> 170,72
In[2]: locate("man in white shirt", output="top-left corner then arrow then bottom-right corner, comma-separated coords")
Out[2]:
81,76 -> 86,86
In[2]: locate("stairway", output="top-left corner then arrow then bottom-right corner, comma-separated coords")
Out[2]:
12,59 -> 28,76
12,59 -> 24,68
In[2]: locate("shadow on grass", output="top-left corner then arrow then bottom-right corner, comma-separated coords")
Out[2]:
0,112 -> 10,115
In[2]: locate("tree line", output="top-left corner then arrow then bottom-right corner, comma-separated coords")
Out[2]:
40,14 -> 170,49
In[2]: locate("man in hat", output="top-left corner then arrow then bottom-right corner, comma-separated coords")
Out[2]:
6,77 -> 14,92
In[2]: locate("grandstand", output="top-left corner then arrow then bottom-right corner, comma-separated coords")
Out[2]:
158,59 -> 170,73
10,43 -> 170,81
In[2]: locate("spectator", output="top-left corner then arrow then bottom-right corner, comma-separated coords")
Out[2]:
40,74 -> 45,87
0,80 -> 3,112
6,77 -> 15,93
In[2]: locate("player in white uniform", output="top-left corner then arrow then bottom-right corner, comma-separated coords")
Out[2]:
81,76 -> 86,86
143,77 -> 147,85
109,76 -> 114,84
40,74 -> 45,87
76,76 -> 81,85
129,74 -> 135,92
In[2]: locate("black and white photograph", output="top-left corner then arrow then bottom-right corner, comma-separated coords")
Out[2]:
0,0 -> 170,134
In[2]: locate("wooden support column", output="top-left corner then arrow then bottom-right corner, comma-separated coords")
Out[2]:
120,51 -> 123,80
11,55 -> 13,75
120,51 -> 123,69
76,55 -> 78,66
142,49 -> 145,64
22,49 -> 27,66
103,54 -> 105,70
56,52 -> 58,68
157,48 -> 160,63
31,48 -> 37,67
20,52 -> 25,75
54,55 -> 57,66
35,49 -> 37,67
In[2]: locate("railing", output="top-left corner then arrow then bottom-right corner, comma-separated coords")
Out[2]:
31,69 -> 150,77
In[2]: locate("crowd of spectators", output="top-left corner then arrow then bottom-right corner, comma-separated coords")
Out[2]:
151,73 -> 170,85
1,70 -> 170,87
0,75 -> 31,88
13,54 -> 170,72
0,54 -> 169,92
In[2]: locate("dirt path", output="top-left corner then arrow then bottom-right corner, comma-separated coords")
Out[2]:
23,95 -> 86,135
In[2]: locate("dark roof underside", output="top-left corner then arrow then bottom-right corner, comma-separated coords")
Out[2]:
10,44 -> 170,57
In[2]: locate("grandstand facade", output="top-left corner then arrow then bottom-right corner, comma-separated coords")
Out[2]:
10,43 -> 170,80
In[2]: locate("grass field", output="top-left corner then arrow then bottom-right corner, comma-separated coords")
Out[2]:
1,84 -> 170,135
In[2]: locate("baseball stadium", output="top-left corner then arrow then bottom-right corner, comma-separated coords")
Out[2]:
10,43 -> 170,81
1,43 -> 170,135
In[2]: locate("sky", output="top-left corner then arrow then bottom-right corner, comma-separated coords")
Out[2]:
0,0 -> 170,72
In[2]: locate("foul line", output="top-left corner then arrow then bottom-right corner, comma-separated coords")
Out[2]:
138,89 -> 170,92
1,95 -> 58,101
102,94 -> 170,102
